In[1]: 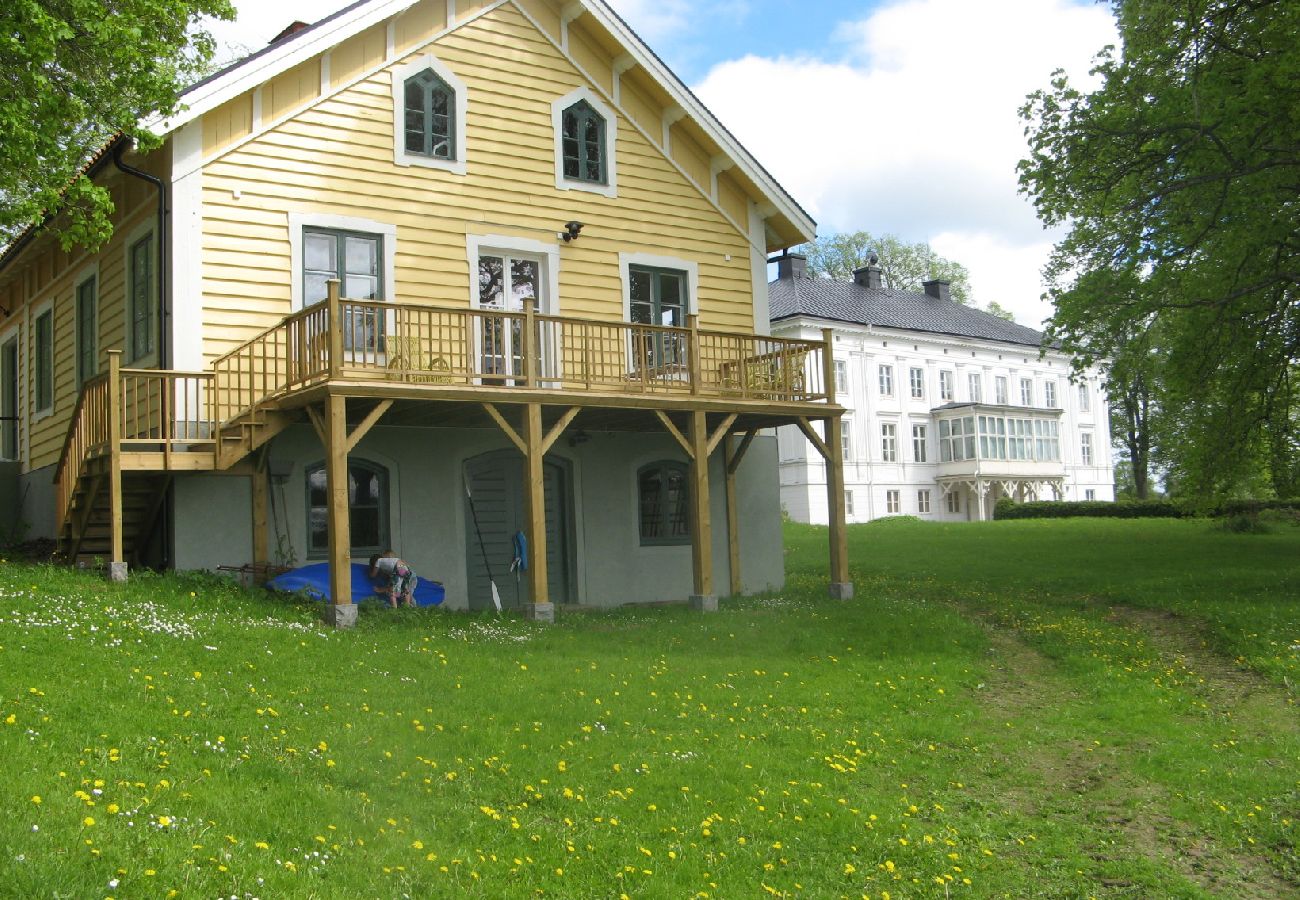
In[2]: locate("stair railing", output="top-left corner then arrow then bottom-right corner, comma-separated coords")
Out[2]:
53,367 -> 111,534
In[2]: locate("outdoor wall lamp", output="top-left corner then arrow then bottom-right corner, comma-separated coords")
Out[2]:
562,220 -> 584,242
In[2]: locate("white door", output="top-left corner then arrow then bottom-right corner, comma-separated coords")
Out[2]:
476,254 -> 543,384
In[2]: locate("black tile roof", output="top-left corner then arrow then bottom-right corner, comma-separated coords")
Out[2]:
769,275 -> 1051,349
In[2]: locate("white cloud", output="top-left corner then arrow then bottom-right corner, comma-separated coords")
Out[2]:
692,0 -> 1117,327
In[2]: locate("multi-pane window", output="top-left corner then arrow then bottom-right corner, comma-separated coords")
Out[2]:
0,337 -> 17,460
1044,381 -> 1058,407
561,100 -> 607,184
307,460 -> 388,556
629,266 -> 688,371
995,375 -> 1008,405
968,372 -> 982,403
1035,419 -> 1061,460
886,489 -> 900,514
1081,432 -> 1093,465
912,423 -> 927,463
76,276 -> 97,387
1078,382 -> 1091,413
978,415 -> 1007,459
909,366 -> 924,399
879,364 -> 894,397
939,416 -> 976,461
841,419 -> 853,460
639,461 -> 689,545
35,309 -> 53,413
478,253 -> 542,379
303,228 -> 384,352
833,359 -> 848,394
404,68 -> 455,160
881,422 -> 897,462
939,370 -> 954,401
917,489 -> 931,514
1020,377 -> 1034,406
845,491 -> 854,517
1085,489 -> 1096,501
946,491 -> 960,513
1008,418 -> 1035,460
129,233 -> 153,361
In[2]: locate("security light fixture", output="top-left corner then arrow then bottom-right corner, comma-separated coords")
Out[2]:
562,220 -> 584,242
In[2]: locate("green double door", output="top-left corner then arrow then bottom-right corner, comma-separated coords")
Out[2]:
463,450 -> 573,610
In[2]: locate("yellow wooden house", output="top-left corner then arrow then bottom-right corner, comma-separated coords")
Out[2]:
0,0 -> 851,624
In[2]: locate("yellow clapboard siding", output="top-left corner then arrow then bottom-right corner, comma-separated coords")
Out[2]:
198,3 -> 758,364
717,172 -> 750,232
267,58 -> 322,122
513,0 -> 560,40
455,0 -> 497,20
669,122 -> 710,191
331,24 -> 388,88
567,20 -> 612,95
202,93 -> 253,156
396,0 -> 447,52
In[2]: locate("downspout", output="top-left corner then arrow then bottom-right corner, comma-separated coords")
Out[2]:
112,139 -> 169,369
111,139 -> 173,569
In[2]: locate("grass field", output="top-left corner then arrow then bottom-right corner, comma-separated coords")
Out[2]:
0,518 -> 1296,898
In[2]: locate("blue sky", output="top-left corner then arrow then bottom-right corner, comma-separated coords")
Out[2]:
207,0 -> 1118,325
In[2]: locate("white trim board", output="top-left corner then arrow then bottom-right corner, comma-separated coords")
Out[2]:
287,212 -> 399,311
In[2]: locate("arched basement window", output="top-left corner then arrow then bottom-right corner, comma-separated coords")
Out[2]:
638,461 -> 690,546
307,459 -> 389,556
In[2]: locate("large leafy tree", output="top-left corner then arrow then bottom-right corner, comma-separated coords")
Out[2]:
799,231 -> 973,305
0,0 -> 234,250
1019,0 -> 1300,499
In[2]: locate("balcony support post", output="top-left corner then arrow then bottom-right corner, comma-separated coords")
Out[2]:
521,401 -> 553,622
106,350 -> 127,582
250,449 -> 269,583
326,279 -> 343,379
324,392 -> 356,628
725,428 -> 758,596
688,409 -> 715,611
820,328 -> 852,600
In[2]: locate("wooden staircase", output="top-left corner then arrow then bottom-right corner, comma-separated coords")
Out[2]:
59,459 -> 173,566
216,408 -> 294,470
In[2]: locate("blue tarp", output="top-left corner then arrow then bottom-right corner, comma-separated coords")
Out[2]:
267,562 -> 445,606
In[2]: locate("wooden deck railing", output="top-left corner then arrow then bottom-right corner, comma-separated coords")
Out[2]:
55,351 -> 216,531
208,281 -> 828,426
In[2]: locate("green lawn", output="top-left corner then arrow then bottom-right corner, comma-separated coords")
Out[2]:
1,518 -> 1296,898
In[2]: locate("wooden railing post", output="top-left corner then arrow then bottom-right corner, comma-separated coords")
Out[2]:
326,279 -> 343,378
687,314 -> 701,394
521,299 -> 536,387
106,350 -> 126,581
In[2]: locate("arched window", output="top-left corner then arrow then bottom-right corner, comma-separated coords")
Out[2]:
306,459 -> 389,556
562,100 -> 606,184
638,461 -> 689,545
404,68 -> 455,160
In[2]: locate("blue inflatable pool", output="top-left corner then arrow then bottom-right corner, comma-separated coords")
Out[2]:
267,562 -> 444,606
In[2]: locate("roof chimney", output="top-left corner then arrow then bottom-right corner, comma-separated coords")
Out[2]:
775,253 -> 807,280
270,21 -> 311,45
853,264 -> 883,290
922,279 -> 951,302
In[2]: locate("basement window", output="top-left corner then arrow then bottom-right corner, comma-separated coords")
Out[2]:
306,459 -> 389,557
638,461 -> 689,546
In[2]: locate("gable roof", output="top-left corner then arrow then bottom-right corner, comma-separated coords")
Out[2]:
164,0 -> 814,243
769,276 -> 1051,349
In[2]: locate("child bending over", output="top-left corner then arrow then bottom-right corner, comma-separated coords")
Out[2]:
368,550 -> 417,608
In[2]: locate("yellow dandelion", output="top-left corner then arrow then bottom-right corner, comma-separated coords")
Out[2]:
83,816 -> 95,826
30,796 -> 40,804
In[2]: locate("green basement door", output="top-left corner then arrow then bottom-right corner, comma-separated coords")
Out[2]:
463,449 -> 574,610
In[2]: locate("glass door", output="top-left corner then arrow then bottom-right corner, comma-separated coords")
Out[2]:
303,229 -> 384,354
628,266 -> 687,376
477,254 -> 542,384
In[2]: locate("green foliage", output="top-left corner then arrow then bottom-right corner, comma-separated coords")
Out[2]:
995,498 -> 1185,520
1,519 -> 1298,894
1019,0 -> 1300,502
0,0 -> 234,249
799,230 -> 973,304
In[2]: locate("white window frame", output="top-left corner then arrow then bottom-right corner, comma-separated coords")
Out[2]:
886,489 -> 900,514
1020,377 -> 1034,406
878,363 -> 894,397
844,490 -> 854,517
552,86 -> 618,198
939,370 -> 954,401
968,372 -> 982,403
32,300 -> 54,422
1081,432 -> 1093,465
946,490 -> 960,513
1078,382 -> 1091,413
288,213 -> 398,311
912,423 -> 927,463
841,417 -> 853,460
917,489 -> 931,514
833,359 -> 848,395
470,234 -> 564,383
995,375 -> 1008,405
1085,489 -> 1096,501
909,366 -> 924,399
122,218 -> 157,367
74,263 -> 99,389
1045,380 -> 1058,408
390,52 -> 469,176
880,422 -> 897,462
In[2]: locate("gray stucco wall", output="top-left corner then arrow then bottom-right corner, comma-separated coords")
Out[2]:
169,424 -> 785,609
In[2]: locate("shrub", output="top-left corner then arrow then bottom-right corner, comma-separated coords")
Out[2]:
995,498 -> 1185,520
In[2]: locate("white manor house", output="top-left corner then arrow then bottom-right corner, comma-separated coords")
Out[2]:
770,255 -> 1115,523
